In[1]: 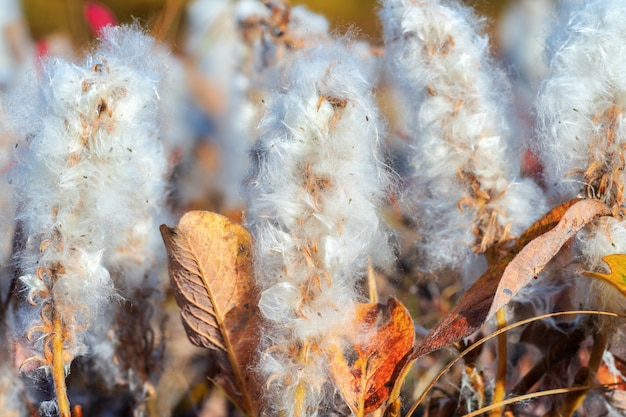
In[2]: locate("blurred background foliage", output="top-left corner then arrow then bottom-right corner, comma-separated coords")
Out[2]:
20,0 -> 508,48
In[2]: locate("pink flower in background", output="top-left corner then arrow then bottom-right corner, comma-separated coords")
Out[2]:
35,39 -> 47,58
84,1 -> 117,35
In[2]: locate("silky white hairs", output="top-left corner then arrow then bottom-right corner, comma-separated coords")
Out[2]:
246,39 -> 392,416
11,25 -> 168,373
536,0 -> 626,206
380,0 -> 545,272
535,0 -> 626,313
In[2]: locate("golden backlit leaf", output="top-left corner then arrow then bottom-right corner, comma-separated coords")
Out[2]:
414,199 -> 609,360
160,211 -> 261,417
583,254 -> 626,298
328,298 -> 416,416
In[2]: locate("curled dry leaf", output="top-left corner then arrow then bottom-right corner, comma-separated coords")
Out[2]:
414,199 -> 609,359
583,254 -> 626,298
488,198 -> 610,317
160,211 -> 261,417
328,297 -> 416,416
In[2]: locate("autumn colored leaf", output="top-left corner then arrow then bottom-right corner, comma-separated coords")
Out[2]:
328,297 -> 416,416
596,353 -> 626,411
596,353 -> 626,391
583,254 -> 626,298
414,199 -> 609,359
160,211 -> 261,417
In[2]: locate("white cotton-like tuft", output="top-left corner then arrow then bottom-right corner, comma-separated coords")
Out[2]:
535,0 -> 626,205
246,39 -> 392,416
535,0 -> 626,313
497,179 -> 546,239
184,0 -> 333,209
9,25 -> 168,377
380,0 -> 545,272
258,281 -> 302,324
578,217 -> 626,271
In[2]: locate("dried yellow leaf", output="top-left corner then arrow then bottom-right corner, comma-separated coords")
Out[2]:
160,211 -> 261,417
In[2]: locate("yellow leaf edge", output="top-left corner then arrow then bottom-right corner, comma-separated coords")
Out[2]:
582,253 -> 626,297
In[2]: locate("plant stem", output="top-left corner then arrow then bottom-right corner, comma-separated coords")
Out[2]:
294,382 -> 307,417
490,308 -> 507,417
52,306 -> 71,417
368,257 -> 378,304
486,247 -> 507,416
294,344 -> 309,417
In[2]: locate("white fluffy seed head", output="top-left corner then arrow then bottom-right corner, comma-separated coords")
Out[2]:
381,0 -> 546,271
534,0 -> 626,312
246,39 -> 392,416
15,24 -> 168,278
535,0 -> 626,205
185,0 -> 333,209
579,218 -> 626,271
10,24 -> 168,367
247,40 -> 392,296
257,340 -> 332,417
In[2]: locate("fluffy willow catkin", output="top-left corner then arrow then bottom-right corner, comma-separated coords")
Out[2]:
380,0 -> 544,271
246,41 -> 392,416
186,0 -> 331,208
535,0 -> 626,311
11,25 -> 167,372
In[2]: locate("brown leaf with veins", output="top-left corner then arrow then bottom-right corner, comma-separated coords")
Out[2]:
414,199 -> 609,360
328,297 -> 416,416
160,211 -> 261,417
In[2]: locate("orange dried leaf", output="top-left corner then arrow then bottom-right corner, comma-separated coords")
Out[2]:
583,254 -> 626,298
596,353 -> 626,411
160,211 -> 261,417
414,199 -> 609,360
328,298 -> 415,416
596,357 -> 626,391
